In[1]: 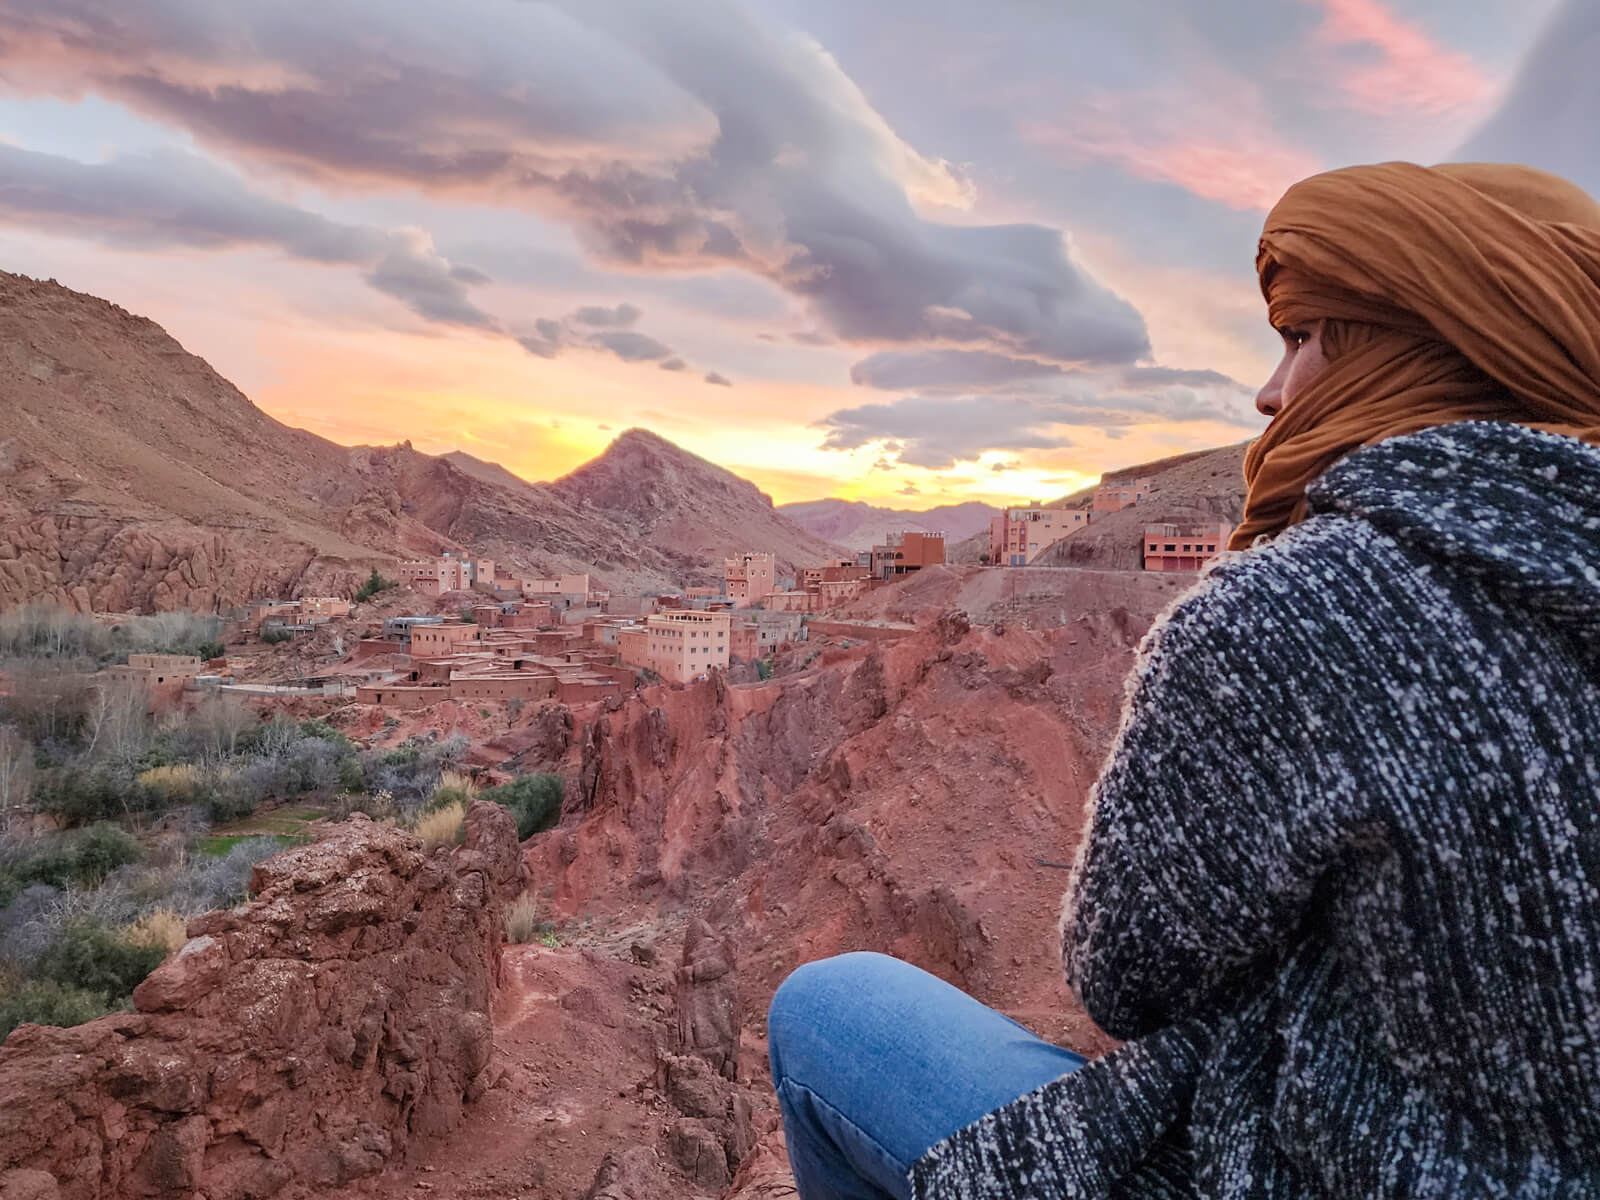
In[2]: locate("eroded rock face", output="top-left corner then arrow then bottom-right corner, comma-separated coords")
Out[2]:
0,802 -> 523,1200
676,918 -> 742,1081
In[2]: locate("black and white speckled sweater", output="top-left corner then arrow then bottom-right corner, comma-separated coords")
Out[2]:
911,421 -> 1600,1199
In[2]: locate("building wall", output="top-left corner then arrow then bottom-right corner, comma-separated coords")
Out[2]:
1142,523 -> 1233,572
815,579 -> 867,607
555,677 -> 621,704
748,611 -> 806,648
300,598 -> 352,620
870,532 -> 945,577
729,625 -> 760,661
355,685 -> 448,709
1093,477 -> 1155,513
450,675 -> 558,702
617,627 -> 652,671
724,552 -> 776,607
764,590 -> 816,613
410,623 -> 481,656
645,610 -> 732,684
992,508 -> 1092,566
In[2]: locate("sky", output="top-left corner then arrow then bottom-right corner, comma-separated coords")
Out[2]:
0,0 -> 1590,508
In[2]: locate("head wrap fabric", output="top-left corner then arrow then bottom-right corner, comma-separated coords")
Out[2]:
1234,162 -> 1600,549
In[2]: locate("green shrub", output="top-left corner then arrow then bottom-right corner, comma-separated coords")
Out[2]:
0,977 -> 115,1041
480,774 -> 564,840
298,719 -> 351,748
260,628 -> 292,645
0,823 -> 143,902
34,918 -> 165,1000
32,765 -> 136,825
70,823 -> 143,885
355,568 -> 394,603
195,641 -> 226,662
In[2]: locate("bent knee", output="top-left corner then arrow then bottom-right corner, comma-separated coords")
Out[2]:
768,953 -> 911,1069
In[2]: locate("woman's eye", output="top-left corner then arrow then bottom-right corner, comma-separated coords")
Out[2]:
1278,327 -> 1308,349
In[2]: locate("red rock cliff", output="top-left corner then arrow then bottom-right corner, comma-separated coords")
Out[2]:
0,801 -> 525,1200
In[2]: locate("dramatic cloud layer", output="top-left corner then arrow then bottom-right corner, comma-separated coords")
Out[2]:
0,0 -> 1152,366
1456,0 -> 1600,197
817,374 -> 1259,470
0,145 -> 500,329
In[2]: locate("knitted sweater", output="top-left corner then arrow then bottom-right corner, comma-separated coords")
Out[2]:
910,422 -> 1600,1199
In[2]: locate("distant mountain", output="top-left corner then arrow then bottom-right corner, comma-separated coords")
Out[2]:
777,498 -> 999,552
549,429 -> 848,575
0,272 -> 845,612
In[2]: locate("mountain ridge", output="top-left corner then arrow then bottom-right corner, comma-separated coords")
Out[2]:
777,497 -> 999,552
0,271 -> 845,612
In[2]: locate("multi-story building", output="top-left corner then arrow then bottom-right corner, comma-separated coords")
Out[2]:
725,553 -> 776,607
1094,477 -> 1155,512
1143,523 -> 1234,572
644,610 -> 732,683
397,555 -> 471,596
988,508 -> 1092,566
869,532 -> 945,579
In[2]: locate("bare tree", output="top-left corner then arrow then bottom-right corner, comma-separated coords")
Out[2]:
0,726 -> 32,834
193,694 -> 257,763
4,659 -> 93,745
82,679 -> 153,770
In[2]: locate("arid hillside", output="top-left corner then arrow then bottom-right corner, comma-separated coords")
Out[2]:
0,272 -> 843,614
949,442 -> 1250,568
548,429 -> 847,577
325,565 -> 1181,1197
777,498 -> 998,552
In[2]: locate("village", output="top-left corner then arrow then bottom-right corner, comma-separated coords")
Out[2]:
86,472 -> 1234,722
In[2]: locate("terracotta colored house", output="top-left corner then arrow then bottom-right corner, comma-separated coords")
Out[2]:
101,654 -> 204,712
1094,477 -> 1154,513
1143,522 -> 1234,572
725,553 -> 776,607
409,622 -> 482,656
645,610 -> 732,683
989,508 -> 1091,566
398,556 -> 471,596
870,532 -> 945,578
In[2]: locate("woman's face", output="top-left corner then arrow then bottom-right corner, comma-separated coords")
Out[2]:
1255,320 -> 1329,417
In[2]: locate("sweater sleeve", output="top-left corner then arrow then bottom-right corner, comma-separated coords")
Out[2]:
1063,551 -> 1374,1040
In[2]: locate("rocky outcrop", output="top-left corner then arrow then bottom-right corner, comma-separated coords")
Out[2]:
0,802 -> 523,1200
676,918 -> 742,1080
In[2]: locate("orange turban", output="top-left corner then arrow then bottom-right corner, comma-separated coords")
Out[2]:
1232,162 -> 1600,550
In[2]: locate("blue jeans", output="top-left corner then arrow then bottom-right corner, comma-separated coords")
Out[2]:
768,952 -> 1088,1200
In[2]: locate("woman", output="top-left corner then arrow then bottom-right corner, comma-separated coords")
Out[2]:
767,161 -> 1600,1199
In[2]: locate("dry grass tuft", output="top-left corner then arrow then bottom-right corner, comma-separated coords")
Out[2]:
413,799 -> 466,848
137,764 -> 205,803
502,893 -> 539,944
126,908 -> 188,956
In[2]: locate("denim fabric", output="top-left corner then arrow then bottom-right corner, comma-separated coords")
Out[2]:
768,952 -> 1088,1200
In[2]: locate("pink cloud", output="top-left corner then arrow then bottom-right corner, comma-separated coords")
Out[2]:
1027,89 -> 1322,212
1310,0 -> 1494,116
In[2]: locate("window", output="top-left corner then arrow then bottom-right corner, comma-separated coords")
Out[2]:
1164,544 -> 1176,552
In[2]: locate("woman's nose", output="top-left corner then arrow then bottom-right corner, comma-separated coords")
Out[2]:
1255,379 -> 1282,417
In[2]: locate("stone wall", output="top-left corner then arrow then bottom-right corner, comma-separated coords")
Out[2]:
0,801 -> 526,1200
